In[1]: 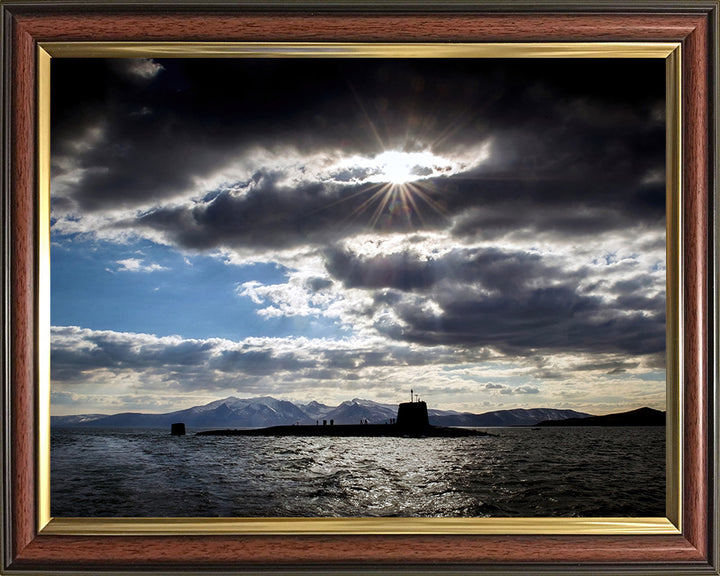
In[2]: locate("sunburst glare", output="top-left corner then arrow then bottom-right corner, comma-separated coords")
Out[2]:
327,148 -> 482,229
337,149 -> 462,186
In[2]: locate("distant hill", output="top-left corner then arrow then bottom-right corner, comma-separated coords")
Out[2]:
431,408 -> 591,427
49,414 -> 108,425
537,407 -> 665,427
51,396 -> 595,430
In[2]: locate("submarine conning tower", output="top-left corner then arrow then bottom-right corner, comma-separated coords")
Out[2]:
396,389 -> 429,431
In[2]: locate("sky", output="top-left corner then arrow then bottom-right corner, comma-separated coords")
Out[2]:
49,57 -> 667,416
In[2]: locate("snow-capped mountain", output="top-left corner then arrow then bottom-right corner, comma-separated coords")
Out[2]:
322,398 -> 398,424
52,396 -> 311,429
52,395 -> 593,429
297,400 -> 333,420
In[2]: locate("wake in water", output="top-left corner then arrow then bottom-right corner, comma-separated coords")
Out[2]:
51,426 -> 665,518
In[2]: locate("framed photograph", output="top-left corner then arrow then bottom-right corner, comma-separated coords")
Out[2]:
1,2 -> 717,575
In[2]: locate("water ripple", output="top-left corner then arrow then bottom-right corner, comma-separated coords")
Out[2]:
51,426 -> 665,518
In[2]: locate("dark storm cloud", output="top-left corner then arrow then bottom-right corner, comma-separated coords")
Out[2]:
125,166 -> 458,251
51,327 -> 318,387
52,58 -> 665,234
52,58 -> 475,210
120,160 -> 664,254
326,248 -> 438,291
128,175 -> 364,250
50,328 -> 216,382
322,244 -> 665,358
390,287 -> 665,357
325,245 -> 577,295
446,176 -> 665,242
611,276 -> 658,295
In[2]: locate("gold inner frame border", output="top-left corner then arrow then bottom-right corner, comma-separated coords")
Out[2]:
37,41 -> 682,537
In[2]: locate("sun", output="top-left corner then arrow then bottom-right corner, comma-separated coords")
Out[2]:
327,146 -> 485,228
331,148 -> 472,188
374,150 -> 424,185
350,149 -> 454,227
367,150 -> 451,185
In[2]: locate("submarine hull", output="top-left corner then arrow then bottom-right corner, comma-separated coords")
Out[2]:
196,424 -> 492,438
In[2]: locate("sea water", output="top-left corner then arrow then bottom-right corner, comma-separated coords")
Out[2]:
50,426 -> 665,517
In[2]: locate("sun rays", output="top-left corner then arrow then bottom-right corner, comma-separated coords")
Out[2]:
326,148 -> 474,229
354,179 -> 446,228
322,79 -> 493,231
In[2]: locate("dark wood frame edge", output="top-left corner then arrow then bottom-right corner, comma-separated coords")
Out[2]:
1,2 -> 717,574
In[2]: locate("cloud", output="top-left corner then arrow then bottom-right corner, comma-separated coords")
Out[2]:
50,327 -> 217,383
127,174 -> 372,252
391,285 -> 665,357
326,247 -> 438,291
483,383 -> 506,390
238,277 -> 344,319
50,326 -> 442,391
515,385 -> 540,394
486,383 -> 539,395
319,243 -> 665,359
113,58 -> 165,81
50,390 -> 82,405
49,325 -> 496,396
111,258 -> 167,273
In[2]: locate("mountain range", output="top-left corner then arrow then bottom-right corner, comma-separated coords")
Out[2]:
51,396 -> 592,429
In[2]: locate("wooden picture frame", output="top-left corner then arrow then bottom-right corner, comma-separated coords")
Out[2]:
1,1 -> 717,574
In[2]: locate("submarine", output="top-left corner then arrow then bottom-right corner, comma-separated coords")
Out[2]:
195,391 -> 493,438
